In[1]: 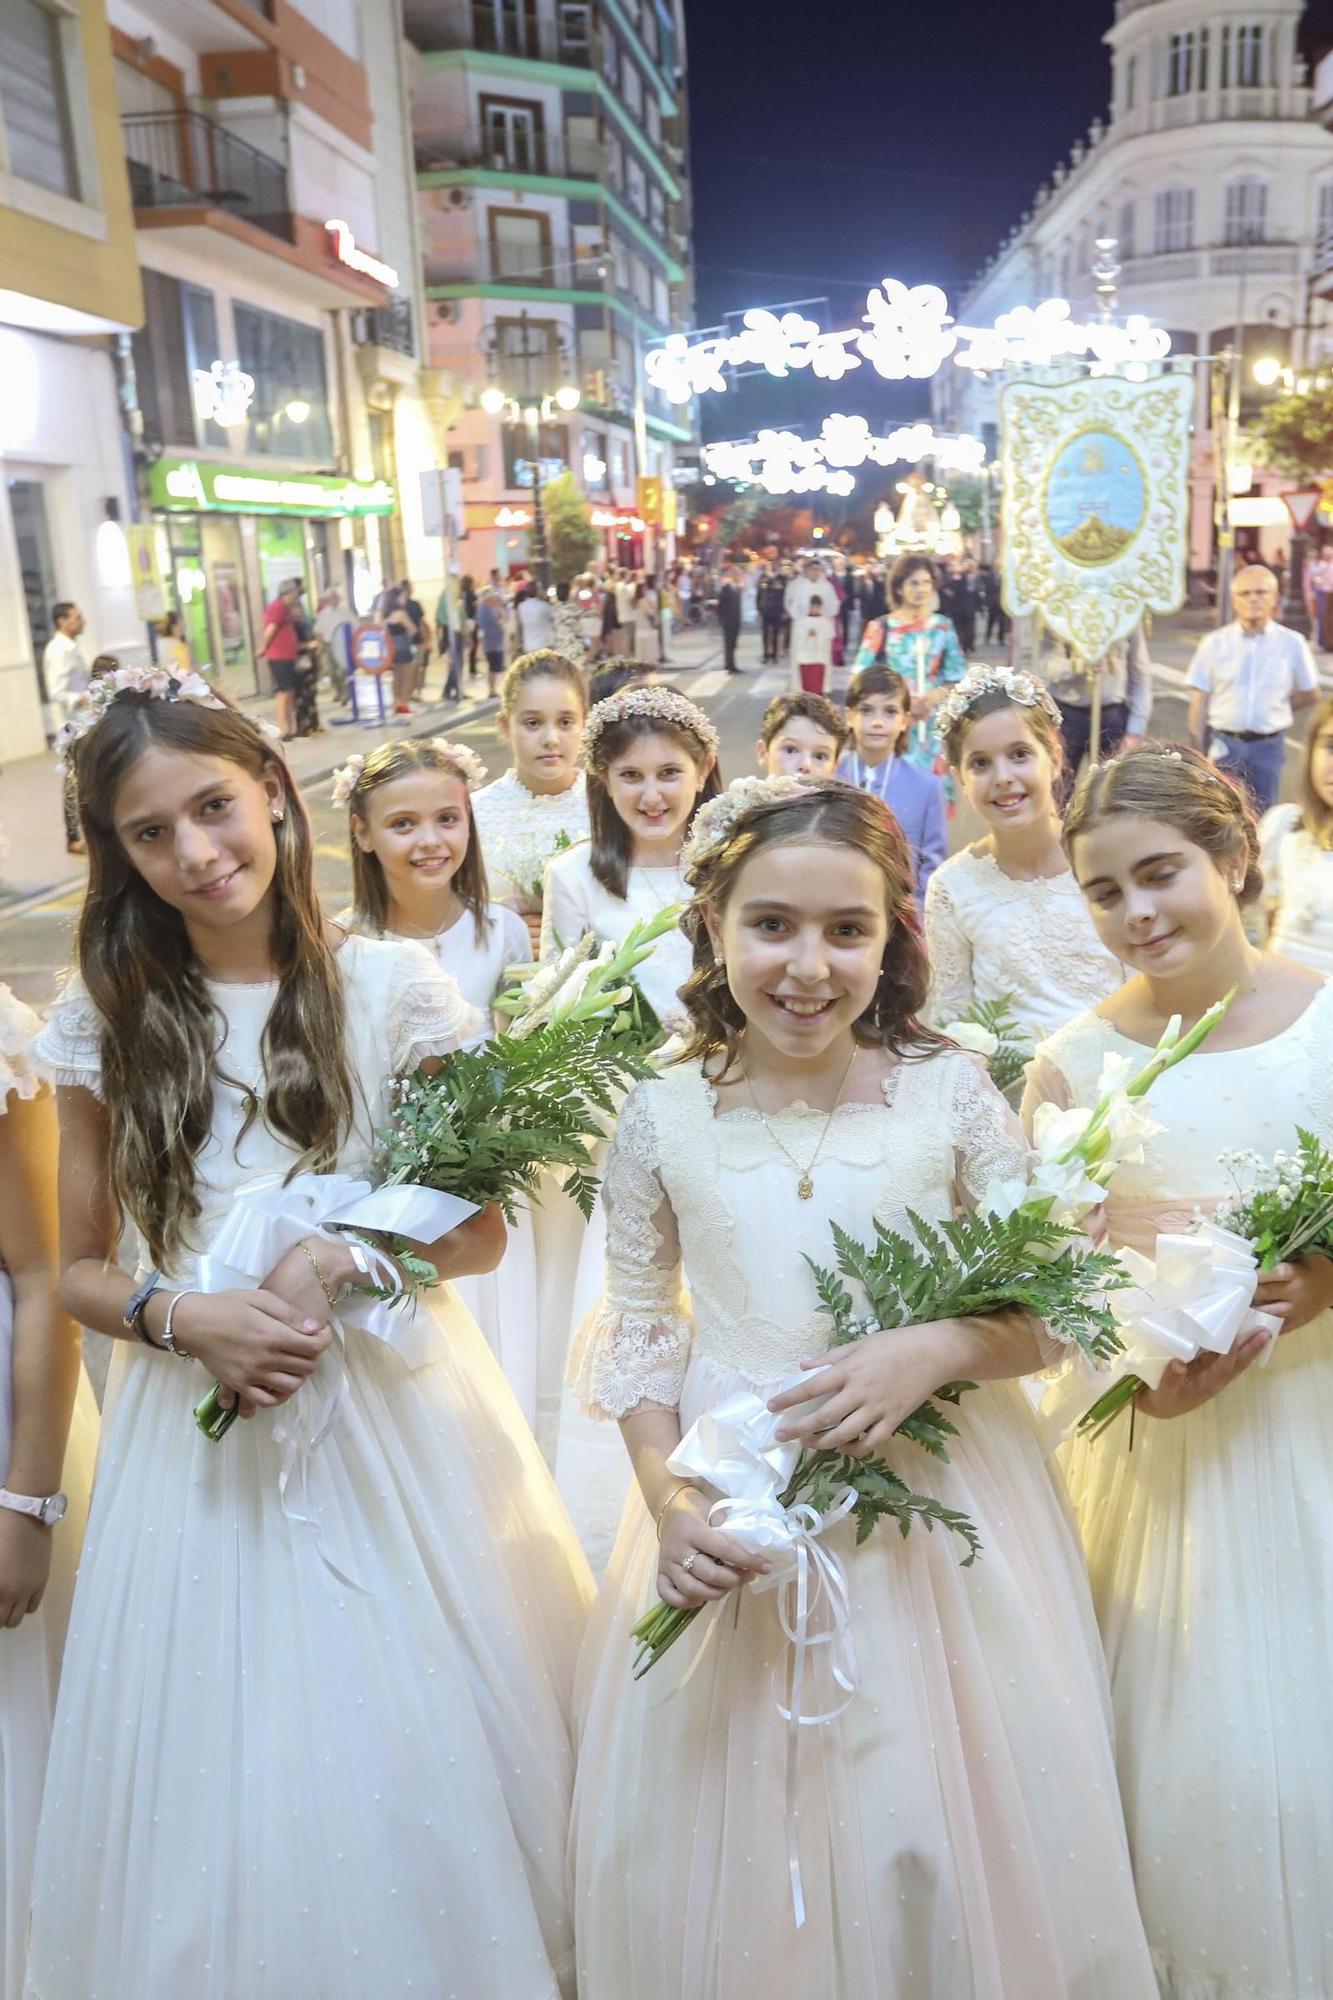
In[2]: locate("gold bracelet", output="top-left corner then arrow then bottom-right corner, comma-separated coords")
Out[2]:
298,1239 -> 340,1310
654,1481 -> 695,1541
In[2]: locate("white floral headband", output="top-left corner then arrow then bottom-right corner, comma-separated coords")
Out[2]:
681,773 -> 815,874
330,738 -> 487,810
55,664 -> 228,771
933,665 -> 1062,740
579,684 -> 719,770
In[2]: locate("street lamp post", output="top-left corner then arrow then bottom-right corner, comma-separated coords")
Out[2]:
481,314 -> 580,595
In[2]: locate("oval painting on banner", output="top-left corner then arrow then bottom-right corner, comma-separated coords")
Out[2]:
1042,428 -> 1147,568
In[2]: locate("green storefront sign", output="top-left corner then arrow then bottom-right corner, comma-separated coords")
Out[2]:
147,458 -> 396,519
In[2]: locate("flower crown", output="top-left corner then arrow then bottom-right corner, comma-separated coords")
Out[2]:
681,774 -> 813,874
579,684 -> 719,770
330,738 -> 487,810
56,664 -> 227,768
933,665 -> 1062,741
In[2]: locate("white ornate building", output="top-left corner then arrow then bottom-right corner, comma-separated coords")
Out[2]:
933,0 -> 1333,593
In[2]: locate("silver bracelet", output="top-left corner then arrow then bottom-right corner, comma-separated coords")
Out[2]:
161,1289 -> 199,1361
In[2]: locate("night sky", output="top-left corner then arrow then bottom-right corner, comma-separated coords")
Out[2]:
682,0 -> 1333,443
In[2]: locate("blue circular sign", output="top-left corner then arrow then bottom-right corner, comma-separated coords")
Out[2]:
352,622 -> 391,673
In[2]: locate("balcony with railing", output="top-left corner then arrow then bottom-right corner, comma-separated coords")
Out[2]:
121,109 -> 292,244
404,0 -> 594,66
353,299 -> 417,358
415,125 -> 604,180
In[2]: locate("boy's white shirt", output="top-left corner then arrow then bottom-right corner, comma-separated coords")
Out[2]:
794,612 -> 836,667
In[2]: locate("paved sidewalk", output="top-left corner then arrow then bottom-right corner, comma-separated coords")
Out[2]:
0,625 -> 722,915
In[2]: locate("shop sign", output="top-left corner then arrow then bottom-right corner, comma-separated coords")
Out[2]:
326,220 -> 399,290
591,507 -> 647,532
147,458 -> 396,519
636,476 -> 662,524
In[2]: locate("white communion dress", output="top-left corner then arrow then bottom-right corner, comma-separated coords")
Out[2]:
0,988 -> 97,2000
335,902 -> 544,1426
1028,981 -> 1333,2000
540,841 -> 695,1565
924,846 -> 1124,1044
24,937 -> 593,2000
472,767 -> 590,911
568,1053 -> 1158,2000
1258,802 -> 1333,975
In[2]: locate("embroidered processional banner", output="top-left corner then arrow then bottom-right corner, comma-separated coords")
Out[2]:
999,368 -> 1194,659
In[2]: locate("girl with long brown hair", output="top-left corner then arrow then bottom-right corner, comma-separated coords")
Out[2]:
333,735 -> 539,1418
1024,743 -> 1333,1997
568,778 -> 1156,2000
25,671 -> 591,2000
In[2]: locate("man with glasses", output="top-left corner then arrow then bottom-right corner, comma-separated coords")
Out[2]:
1186,564 -> 1320,813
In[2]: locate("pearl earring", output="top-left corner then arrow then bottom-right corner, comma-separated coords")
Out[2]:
272,807 -> 285,824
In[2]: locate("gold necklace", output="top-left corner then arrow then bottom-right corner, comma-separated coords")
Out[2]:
740,1046 -> 857,1200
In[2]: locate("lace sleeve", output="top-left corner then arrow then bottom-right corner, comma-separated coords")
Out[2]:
923,870 -> 974,1026
566,1083 -> 693,1420
387,943 -> 485,1071
31,978 -> 103,1098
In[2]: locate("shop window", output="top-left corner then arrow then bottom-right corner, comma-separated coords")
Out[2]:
0,0 -> 82,200
133,270 -> 228,451
234,303 -> 333,461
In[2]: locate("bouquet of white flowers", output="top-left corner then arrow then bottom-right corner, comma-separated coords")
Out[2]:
940,996 -> 1034,1096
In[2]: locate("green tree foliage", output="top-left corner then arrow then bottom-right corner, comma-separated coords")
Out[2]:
1251,382 -> 1333,478
543,472 -> 600,584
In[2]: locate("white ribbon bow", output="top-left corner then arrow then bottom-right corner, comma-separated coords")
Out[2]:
668,1375 -> 860,1928
192,1172 -> 476,1581
1039,1217 -> 1281,1444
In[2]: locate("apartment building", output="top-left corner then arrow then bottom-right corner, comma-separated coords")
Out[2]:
933,0 -> 1333,592
0,0 -> 144,757
407,0 -> 696,576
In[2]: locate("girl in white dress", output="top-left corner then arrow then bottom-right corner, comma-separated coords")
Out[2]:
1259,692 -> 1333,974
0,985 -> 96,2000
543,686 -> 722,1565
24,673 -> 592,2000
331,735 -> 537,1413
472,649 -> 590,954
925,664 -> 1123,1042
569,780 -> 1157,2000
1024,744 -> 1333,2000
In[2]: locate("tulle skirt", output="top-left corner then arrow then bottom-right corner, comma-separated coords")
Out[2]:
23,1290 -> 593,2000
571,1357 -> 1157,2000
1060,1307 -> 1333,2000
0,1274 -> 97,2000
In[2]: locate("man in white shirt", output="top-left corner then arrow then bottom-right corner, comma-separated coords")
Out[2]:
1186,565 -> 1319,813
783,558 -> 840,631
43,601 -> 91,854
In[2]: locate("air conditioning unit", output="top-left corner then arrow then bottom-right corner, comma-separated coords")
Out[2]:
433,300 -> 459,324
448,186 -> 468,208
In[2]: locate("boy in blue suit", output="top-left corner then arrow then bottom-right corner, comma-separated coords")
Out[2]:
837,664 -> 947,904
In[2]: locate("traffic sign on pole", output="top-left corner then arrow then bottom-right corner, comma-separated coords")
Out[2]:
1282,487 -> 1323,533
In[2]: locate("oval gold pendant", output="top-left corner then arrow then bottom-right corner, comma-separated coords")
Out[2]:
797,1174 -> 814,1200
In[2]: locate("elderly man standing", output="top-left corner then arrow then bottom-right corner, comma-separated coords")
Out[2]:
1186,564 -> 1320,814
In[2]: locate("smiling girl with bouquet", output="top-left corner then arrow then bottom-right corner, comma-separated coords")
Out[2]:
1024,744 -> 1333,2000
567,778 -> 1156,2000
23,671 -> 591,2000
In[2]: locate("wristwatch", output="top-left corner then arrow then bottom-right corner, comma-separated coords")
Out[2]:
0,1488 -> 68,1527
